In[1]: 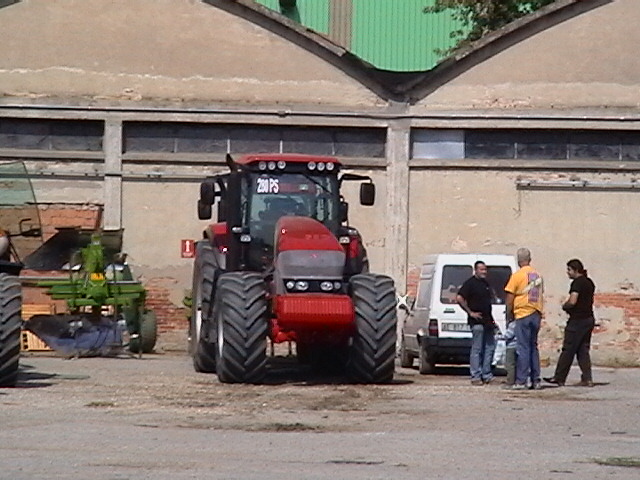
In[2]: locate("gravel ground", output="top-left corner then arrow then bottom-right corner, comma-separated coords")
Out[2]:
1,351 -> 639,480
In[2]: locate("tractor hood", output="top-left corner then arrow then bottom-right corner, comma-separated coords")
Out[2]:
273,217 -> 345,286
274,216 -> 342,254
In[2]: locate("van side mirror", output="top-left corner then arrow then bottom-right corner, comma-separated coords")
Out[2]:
360,183 -> 375,206
200,182 -> 215,205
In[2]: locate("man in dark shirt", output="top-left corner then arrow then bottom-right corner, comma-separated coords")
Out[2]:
544,258 -> 596,387
457,261 -> 496,385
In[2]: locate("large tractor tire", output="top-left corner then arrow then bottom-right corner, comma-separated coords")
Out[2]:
0,273 -> 21,387
189,242 -> 218,373
347,274 -> 397,384
128,310 -> 157,354
215,272 -> 268,384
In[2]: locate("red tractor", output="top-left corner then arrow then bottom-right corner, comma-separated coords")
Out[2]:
189,154 -> 397,384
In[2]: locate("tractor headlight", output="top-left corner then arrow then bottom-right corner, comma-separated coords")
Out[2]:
333,281 -> 342,290
307,161 -> 316,170
320,281 -> 333,292
295,281 -> 309,291
286,280 -> 295,290
338,236 -> 350,244
240,234 -> 252,243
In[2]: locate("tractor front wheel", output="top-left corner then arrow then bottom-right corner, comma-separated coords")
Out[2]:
215,272 -> 268,384
0,273 -> 21,387
347,274 -> 397,384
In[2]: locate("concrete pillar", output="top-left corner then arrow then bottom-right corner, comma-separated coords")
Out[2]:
385,119 -> 411,294
103,119 -> 123,230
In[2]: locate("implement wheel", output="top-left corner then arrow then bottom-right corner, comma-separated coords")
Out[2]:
215,272 -> 268,384
347,274 -> 397,384
0,273 -> 21,387
129,310 -> 157,354
190,242 -> 218,373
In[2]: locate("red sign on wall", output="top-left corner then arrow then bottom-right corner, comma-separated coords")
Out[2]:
181,239 -> 195,258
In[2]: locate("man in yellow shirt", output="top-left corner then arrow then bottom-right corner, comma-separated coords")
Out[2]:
504,248 -> 544,390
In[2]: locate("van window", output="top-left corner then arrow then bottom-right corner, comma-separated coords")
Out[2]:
487,266 -> 512,304
440,265 -> 472,304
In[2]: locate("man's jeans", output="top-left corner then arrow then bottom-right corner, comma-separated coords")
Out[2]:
514,312 -> 542,386
470,324 -> 496,381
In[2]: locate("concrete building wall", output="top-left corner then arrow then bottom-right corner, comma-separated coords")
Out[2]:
0,0 -> 381,107
413,0 -> 640,111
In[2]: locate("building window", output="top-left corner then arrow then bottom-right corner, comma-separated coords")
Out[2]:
412,128 -> 640,162
124,123 -> 385,158
0,119 -> 103,151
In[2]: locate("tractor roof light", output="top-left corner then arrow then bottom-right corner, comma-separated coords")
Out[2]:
268,161 -> 277,170
239,234 -> 252,243
317,162 -> 325,171
277,160 -> 286,169
307,161 -> 316,170
258,161 -> 267,171
326,162 -> 335,171
338,236 -> 351,244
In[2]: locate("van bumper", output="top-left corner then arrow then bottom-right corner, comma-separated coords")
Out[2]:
423,336 -> 471,363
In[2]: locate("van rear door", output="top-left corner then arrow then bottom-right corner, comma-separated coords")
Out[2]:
435,264 -> 473,337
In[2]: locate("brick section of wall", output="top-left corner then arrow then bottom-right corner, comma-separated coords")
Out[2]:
592,292 -> 640,366
145,279 -> 189,334
38,204 -> 102,240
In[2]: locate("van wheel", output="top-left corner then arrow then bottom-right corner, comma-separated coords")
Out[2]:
418,343 -> 436,374
399,333 -> 414,368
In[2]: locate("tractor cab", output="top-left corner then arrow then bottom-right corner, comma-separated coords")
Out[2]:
198,154 -> 374,272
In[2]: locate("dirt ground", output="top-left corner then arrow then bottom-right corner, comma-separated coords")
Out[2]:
1,351 -> 639,480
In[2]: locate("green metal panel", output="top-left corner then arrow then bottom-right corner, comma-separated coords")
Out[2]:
254,0 -> 464,71
352,0 -> 463,71
256,0 -> 330,33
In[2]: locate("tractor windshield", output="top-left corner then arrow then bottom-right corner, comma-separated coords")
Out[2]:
246,172 -> 340,268
0,161 -> 42,262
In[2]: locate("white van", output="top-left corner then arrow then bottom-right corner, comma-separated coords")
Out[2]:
399,254 -> 517,374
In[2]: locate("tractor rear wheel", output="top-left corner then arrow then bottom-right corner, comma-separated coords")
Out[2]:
0,273 -> 21,387
347,274 -> 397,384
215,272 -> 268,384
190,242 -> 218,373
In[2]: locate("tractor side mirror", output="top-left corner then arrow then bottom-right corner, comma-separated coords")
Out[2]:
198,199 -> 212,220
339,202 -> 349,223
360,183 -> 375,206
200,182 -> 215,205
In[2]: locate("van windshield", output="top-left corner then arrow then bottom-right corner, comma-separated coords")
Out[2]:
439,264 -> 513,305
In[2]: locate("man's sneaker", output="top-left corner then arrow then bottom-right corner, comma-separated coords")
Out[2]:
482,377 -> 495,385
575,380 -> 594,387
471,379 -> 483,386
529,382 -> 542,390
543,377 -> 564,386
506,383 -> 527,390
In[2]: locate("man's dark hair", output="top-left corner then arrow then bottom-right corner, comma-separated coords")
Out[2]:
567,258 -> 587,275
474,260 -> 486,269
